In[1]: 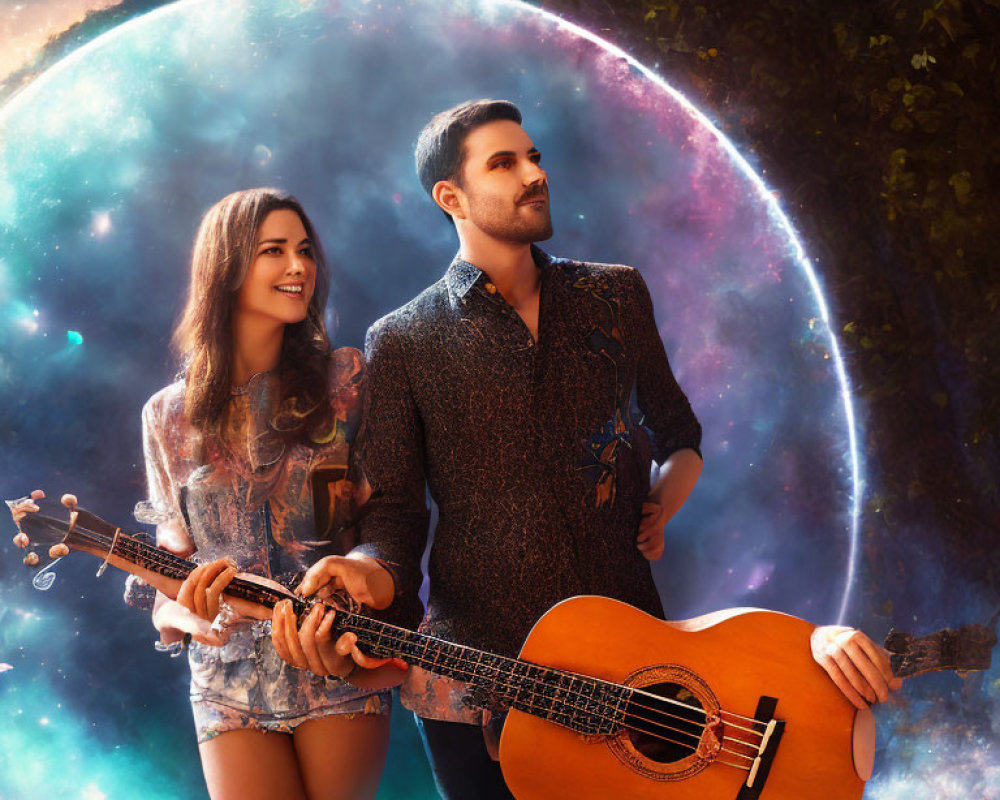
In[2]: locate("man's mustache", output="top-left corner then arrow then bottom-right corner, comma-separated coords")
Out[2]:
517,183 -> 549,204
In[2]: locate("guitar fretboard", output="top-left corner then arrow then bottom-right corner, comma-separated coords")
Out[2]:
101,528 -> 629,736
340,611 -> 629,734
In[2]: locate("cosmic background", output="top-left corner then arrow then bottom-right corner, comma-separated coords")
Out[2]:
0,1 -> 997,799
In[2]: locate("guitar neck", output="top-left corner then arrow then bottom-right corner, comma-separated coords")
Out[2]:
337,609 -> 629,733
115,533 -> 302,610
90,527 -> 629,735
337,609 -> 629,732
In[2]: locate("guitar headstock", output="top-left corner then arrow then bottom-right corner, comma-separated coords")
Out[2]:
7,493 -> 122,589
885,624 -> 997,678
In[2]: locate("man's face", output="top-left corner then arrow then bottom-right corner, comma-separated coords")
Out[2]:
454,119 -> 553,243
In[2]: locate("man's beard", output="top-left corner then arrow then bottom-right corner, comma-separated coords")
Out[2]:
467,191 -> 554,244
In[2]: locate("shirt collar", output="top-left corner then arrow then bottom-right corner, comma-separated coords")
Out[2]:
444,254 -> 482,301
445,245 -> 553,306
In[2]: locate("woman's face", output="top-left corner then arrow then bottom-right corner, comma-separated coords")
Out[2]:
236,208 -> 317,327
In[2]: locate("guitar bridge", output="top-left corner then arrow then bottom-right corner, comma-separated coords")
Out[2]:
734,696 -> 785,800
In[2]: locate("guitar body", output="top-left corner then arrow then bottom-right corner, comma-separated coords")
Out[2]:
500,596 -> 870,800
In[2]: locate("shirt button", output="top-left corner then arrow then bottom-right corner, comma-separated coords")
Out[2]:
485,282 -> 497,294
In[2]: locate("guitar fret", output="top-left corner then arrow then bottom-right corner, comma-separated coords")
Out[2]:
512,660 -> 531,709
397,633 -> 420,659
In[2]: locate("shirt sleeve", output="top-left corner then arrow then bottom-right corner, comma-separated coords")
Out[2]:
126,392 -> 189,611
350,320 -> 429,629
628,268 -> 703,463
139,394 -> 182,527
136,391 -> 195,557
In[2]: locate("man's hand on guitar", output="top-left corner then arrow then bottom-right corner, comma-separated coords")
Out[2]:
811,625 -> 904,709
296,554 -> 395,610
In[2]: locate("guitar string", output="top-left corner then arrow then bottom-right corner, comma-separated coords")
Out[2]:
65,527 -> 765,761
64,526 -> 766,761
112,543 -> 767,763
322,611 -> 759,767
69,527 -> 764,762
628,687 -> 765,733
335,609 -> 760,762
327,612 -> 764,750
330,620 -> 759,765
343,594 -> 766,740
106,530 -> 768,737
327,604 -> 766,740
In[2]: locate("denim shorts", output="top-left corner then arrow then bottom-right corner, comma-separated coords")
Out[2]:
187,620 -> 389,743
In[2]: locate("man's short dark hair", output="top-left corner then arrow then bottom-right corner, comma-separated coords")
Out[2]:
415,99 -> 522,197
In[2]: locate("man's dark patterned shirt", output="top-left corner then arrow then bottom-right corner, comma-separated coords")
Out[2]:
353,247 -> 702,722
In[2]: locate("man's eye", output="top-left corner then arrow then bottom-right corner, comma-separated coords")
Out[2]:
493,159 -> 512,169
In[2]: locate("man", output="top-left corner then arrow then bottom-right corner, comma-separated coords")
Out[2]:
272,100 -> 900,798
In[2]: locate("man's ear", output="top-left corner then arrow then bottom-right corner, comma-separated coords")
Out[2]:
432,180 -> 466,220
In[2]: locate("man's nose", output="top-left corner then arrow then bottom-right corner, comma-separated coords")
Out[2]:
522,160 -> 546,185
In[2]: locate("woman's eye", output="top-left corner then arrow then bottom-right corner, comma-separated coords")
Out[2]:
298,247 -> 314,258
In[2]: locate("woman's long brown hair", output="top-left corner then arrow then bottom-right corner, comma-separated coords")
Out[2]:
173,188 -> 335,445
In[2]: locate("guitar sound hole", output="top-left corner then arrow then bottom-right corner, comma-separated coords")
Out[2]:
624,681 -> 705,763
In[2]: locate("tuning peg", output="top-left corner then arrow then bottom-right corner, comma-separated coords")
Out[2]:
61,494 -> 78,509
6,497 -> 39,524
13,532 -> 29,548
23,552 -> 39,567
48,544 -> 70,558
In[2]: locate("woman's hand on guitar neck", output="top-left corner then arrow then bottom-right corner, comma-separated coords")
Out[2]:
152,591 -> 231,647
153,558 -> 239,648
175,558 -> 238,621
811,625 -> 904,709
271,600 -> 391,675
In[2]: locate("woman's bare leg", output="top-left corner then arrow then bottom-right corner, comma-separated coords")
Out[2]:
293,713 -> 391,800
199,729 -> 308,800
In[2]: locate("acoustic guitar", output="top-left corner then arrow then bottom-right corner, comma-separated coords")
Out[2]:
9,495 -> 994,800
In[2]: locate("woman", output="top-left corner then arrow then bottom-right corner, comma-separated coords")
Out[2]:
134,187 -> 390,800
